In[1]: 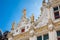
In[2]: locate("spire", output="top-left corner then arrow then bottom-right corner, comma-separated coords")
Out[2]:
23,8 -> 26,18
31,13 -> 34,23
11,22 -> 15,30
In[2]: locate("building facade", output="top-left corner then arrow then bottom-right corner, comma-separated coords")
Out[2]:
8,0 -> 60,40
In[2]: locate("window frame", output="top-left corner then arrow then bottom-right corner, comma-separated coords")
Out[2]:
53,5 -> 60,20
21,28 -> 25,33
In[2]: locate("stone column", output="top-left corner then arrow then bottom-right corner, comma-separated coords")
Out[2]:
48,24 -> 57,40
49,30 -> 57,40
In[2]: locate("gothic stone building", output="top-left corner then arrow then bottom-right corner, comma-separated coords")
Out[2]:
8,0 -> 60,40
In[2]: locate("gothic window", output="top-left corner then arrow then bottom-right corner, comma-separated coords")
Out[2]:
21,28 -> 25,32
57,31 -> 60,36
54,11 -> 60,19
53,6 -> 58,11
53,6 -> 60,19
37,36 -> 42,40
57,31 -> 60,40
43,34 -> 49,40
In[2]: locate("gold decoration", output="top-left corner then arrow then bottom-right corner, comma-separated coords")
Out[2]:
23,8 -> 26,17
11,22 -> 15,30
31,13 -> 34,23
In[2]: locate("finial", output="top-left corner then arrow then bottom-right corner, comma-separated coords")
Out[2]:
23,8 -> 26,18
31,13 -> 34,23
11,22 -> 15,30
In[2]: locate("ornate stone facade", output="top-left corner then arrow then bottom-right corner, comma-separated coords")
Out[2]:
8,0 -> 60,40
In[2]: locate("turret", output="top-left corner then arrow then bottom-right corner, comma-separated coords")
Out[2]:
31,14 -> 34,23
23,8 -> 26,18
11,22 -> 15,30
11,22 -> 15,34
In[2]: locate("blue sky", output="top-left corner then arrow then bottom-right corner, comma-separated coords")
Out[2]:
0,0 -> 42,32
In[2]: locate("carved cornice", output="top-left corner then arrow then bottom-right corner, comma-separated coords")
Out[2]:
52,0 -> 60,3
11,21 -> 60,40
13,31 -> 30,40
54,21 -> 60,27
51,0 -> 60,7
